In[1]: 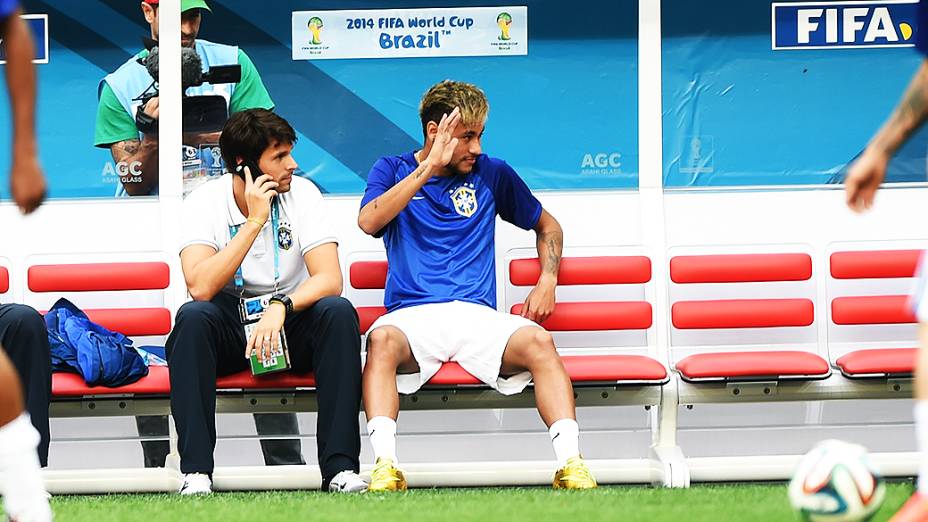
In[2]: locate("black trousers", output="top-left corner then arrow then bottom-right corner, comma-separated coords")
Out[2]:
166,293 -> 361,482
0,304 -> 51,467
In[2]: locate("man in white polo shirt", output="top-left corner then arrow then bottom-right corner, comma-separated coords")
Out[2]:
167,109 -> 364,494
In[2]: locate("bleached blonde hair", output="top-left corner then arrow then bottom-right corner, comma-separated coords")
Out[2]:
419,80 -> 489,138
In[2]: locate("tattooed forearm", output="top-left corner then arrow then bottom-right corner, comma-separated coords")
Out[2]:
109,138 -> 159,195
872,62 -> 928,155
539,230 -> 563,276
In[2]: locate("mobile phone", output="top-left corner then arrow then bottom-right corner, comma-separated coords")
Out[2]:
235,159 -> 263,179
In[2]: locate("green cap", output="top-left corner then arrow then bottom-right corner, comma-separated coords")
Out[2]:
181,0 -> 211,13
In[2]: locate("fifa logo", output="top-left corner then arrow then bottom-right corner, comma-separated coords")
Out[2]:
772,1 -> 918,50
497,12 -> 512,41
308,17 -> 324,45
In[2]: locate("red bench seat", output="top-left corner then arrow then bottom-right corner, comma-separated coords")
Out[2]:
52,354 -> 668,398
52,366 -> 319,397
675,351 -> 830,382
835,348 -> 916,378
428,355 -> 668,386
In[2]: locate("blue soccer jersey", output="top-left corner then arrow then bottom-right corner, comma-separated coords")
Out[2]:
361,152 -> 542,312
0,0 -> 18,19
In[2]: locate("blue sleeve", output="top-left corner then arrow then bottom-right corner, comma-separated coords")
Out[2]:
0,0 -> 18,20
493,160 -> 542,231
918,0 -> 928,55
360,157 -> 398,238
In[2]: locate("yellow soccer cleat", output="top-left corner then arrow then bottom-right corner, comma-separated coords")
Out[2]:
368,457 -> 407,492
552,456 -> 598,490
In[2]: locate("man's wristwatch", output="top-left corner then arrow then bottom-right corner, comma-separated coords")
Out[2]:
268,294 -> 293,315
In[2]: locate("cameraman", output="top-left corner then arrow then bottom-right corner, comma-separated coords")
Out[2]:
168,109 -> 363,494
92,0 -> 272,197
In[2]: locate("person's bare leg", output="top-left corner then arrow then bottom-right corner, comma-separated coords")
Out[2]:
0,347 -> 51,521
500,326 -> 574,426
499,326 -> 595,489
363,326 -> 418,463
499,326 -> 586,470
0,349 -> 24,426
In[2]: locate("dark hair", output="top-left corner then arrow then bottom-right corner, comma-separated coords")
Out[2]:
219,109 -> 297,174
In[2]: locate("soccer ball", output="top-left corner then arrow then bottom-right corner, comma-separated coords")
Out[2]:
788,439 -> 886,521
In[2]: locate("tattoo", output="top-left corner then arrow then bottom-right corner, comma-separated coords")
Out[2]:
110,139 -> 141,163
875,64 -> 928,153
903,84 -> 926,121
415,166 -> 425,179
540,230 -> 563,276
373,197 -> 379,209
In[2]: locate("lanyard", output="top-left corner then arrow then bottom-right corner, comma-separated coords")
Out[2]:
229,198 -> 280,295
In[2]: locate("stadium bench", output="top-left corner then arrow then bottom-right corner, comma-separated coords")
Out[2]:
670,252 -> 830,386
48,252 -> 669,417
40,261 -> 322,416
829,249 -> 920,380
349,255 -> 668,409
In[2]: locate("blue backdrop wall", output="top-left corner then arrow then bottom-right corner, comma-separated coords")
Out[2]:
662,0 -> 927,187
0,0 -> 638,199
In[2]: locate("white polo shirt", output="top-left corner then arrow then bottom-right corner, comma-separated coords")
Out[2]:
179,173 -> 337,298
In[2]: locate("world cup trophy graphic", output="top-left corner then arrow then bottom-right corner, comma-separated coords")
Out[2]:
308,17 -> 324,45
497,12 -> 512,41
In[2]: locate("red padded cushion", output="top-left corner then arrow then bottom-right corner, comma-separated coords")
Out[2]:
350,261 -> 388,290
357,306 -> 387,333
52,366 -> 171,397
510,301 -> 652,330
563,354 -> 667,382
676,351 -> 829,380
427,362 -> 482,385
52,367 -> 320,397
831,250 -> 921,279
671,253 -> 812,283
672,299 -> 814,329
83,308 -> 172,336
831,295 -> 916,325
426,355 -> 668,386
0,266 -> 8,293
52,355 -> 668,397
216,371 -> 316,389
509,256 -> 651,286
835,348 -> 916,377
29,262 -> 170,292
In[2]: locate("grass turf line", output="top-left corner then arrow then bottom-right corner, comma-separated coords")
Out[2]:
43,482 -> 916,522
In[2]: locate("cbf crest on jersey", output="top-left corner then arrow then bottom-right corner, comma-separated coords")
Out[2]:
450,184 -> 478,217
277,223 -> 294,250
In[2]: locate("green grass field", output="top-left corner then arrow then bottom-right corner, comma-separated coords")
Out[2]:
45,482 -> 916,522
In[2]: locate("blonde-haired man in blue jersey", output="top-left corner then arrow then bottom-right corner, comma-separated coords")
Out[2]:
358,80 -> 597,492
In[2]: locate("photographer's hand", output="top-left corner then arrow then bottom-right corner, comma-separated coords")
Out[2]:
142,96 -> 159,121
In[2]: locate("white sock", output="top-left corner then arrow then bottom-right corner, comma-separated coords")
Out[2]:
367,416 -> 398,463
0,414 -> 51,522
916,401 -> 928,492
549,418 -> 581,467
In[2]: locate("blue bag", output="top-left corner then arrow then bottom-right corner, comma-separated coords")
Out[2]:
45,298 -> 149,387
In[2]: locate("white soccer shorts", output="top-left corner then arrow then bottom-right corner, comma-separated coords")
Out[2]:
366,300 -> 540,395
